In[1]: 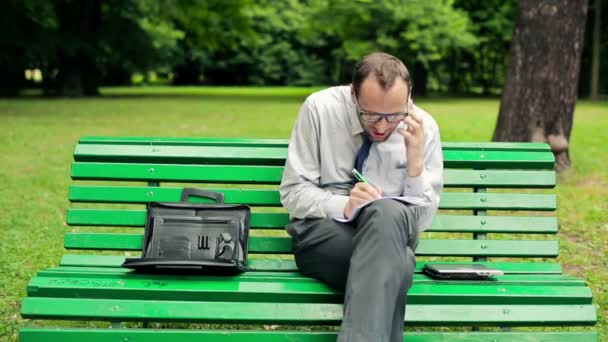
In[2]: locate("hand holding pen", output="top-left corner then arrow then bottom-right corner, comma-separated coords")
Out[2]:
344,168 -> 383,219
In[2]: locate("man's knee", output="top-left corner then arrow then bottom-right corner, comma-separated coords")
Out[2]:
359,199 -> 410,226
354,200 -> 417,245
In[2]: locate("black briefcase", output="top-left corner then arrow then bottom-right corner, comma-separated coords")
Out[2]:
123,188 -> 250,274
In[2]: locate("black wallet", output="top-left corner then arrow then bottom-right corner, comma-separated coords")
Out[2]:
122,188 -> 250,274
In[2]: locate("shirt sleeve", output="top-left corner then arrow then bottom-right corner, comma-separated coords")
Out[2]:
279,98 -> 350,219
399,117 -> 444,232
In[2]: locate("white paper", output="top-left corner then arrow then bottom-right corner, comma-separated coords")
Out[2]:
333,196 -> 427,223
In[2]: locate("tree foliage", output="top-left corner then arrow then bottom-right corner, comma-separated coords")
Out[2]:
1,0 -> 603,96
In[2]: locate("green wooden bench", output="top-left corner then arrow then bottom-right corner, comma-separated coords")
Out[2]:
20,136 -> 598,341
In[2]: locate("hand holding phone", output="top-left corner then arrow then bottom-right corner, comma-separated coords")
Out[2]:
397,96 -> 425,177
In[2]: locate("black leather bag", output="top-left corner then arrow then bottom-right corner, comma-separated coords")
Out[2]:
122,188 -> 250,274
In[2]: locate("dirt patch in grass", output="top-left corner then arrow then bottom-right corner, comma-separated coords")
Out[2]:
575,176 -> 607,188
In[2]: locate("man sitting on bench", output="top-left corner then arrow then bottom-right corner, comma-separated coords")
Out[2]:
279,52 -> 444,342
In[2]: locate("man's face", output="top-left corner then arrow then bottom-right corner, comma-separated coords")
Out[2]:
352,75 -> 409,142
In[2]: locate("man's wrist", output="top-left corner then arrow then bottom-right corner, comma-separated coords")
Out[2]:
407,154 -> 424,177
323,194 -> 350,219
408,164 -> 423,177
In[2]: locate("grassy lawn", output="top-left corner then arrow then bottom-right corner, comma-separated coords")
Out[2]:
0,86 -> 606,340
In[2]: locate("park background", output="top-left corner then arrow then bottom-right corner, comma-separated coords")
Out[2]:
1,0 -> 606,341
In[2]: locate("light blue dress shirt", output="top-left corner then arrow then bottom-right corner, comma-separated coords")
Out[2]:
280,86 -> 444,232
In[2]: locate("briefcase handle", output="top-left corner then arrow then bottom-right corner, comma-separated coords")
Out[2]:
180,188 -> 225,204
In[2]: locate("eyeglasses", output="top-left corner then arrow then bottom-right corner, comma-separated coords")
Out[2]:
353,94 -> 409,124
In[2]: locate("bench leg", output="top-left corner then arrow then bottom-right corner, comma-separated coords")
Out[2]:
472,187 -> 488,331
472,327 -> 513,332
110,322 -> 123,329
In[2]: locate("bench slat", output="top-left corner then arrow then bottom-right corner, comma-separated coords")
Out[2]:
72,163 -> 285,184
66,209 -> 558,233
27,274 -> 593,305
21,297 -> 597,325
443,150 -> 555,169
19,329 -> 600,342
58,255 -> 564,273
79,136 -> 553,151
37,268 -> 583,285
71,162 -> 556,188
74,144 -> 555,169
67,209 -> 290,229
80,136 -> 292,147
69,186 -> 282,206
74,144 -> 290,165
68,186 -> 557,211
445,169 -> 555,188
63,233 -> 559,257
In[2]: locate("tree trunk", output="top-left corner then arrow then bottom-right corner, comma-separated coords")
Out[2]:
0,67 -> 23,97
413,61 -> 428,97
478,46 -> 491,95
590,0 -> 602,100
55,0 -> 102,96
493,0 -> 589,172
172,58 -> 203,85
448,48 -> 460,93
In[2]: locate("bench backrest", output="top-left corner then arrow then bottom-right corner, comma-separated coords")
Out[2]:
64,136 -> 558,270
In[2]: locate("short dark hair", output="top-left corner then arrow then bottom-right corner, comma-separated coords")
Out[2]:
352,52 -> 412,96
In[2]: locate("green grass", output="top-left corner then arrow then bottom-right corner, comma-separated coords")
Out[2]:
1,86 -> 607,341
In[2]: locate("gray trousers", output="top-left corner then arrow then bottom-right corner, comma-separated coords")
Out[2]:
286,199 -> 420,342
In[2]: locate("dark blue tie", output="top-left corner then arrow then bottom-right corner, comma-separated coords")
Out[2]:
354,135 -> 372,175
